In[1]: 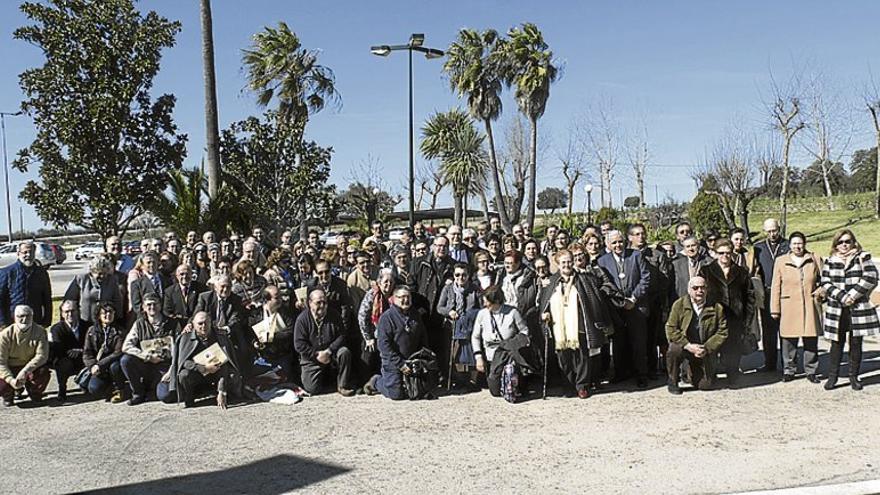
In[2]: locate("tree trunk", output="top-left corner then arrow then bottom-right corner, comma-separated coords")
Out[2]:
821,165 -> 835,210
479,190 -> 490,223
566,183 -> 575,216
637,173 -> 645,207
200,0 -> 221,200
453,192 -> 463,227
876,131 -> 880,219
526,116 -> 538,232
779,132 -> 792,235
485,119 -> 512,231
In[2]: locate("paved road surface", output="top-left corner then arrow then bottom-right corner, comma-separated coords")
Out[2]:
47,259 -> 89,297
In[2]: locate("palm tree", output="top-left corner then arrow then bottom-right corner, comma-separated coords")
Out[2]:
200,0 -> 221,200
242,22 -> 340,238
148,167 -> 250,236
420,109 -> 489,226
242,22 -> 340,129
444,28 -> 512,231
495,23 -> 559,232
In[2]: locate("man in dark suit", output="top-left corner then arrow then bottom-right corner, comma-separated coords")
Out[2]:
598,230 -> 652,387
293,288 -> 354,396
163,264 -> 205,328
446,225 -> 474,266
0,241 -> 52,327
751,218 -> 790,372
48,300 -> 89,403
129,251 -> 171,320
169,311 -> 239,409
672,236 -> 712,300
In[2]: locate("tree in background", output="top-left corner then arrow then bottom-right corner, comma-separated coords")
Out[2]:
495,23 -> 559,232
766,68 -> 807,232
557,123 -> 587,217
219,112 -> 338,234
537,187 -> 567,216
200,0 -> 221,200
338,183 -> 400,230
444,28 -> 512,231
849,147 -> 878,193
421,109 -> 489,226
13,0 -> 186,240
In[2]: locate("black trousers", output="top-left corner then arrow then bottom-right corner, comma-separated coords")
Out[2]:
556,333 -> 599,392
612,306 -> 649,379
761,295 -> 780,369
828,309 -> 863,377
177,363 -> 232,405
300,347 -> 353,394
666,342 -> 715,390
52,356 -> 82,394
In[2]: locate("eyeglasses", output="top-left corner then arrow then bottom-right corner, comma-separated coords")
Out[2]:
837,238 -> 853,245
454,273 -> 467,278
716,251 -> 731,256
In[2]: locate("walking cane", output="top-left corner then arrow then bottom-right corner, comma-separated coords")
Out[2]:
447,318 -> 455,391
542,323 -> 550,400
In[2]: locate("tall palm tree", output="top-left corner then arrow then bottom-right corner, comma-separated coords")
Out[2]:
420,109 -> 489,226
200,0 -> 221,200
242,21 -> 340,129
496,23 -> 558,232
444,28 -> 512,231
242,21 -> 340,238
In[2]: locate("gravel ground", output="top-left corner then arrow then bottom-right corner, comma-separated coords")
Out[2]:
2,346 -> 880,494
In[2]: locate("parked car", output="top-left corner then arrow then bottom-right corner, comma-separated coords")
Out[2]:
74,241 -> 104,261
49,244 -> 67,265
124,240 -> 142,256
0,242 -> 56,269
388,228 -> 406,241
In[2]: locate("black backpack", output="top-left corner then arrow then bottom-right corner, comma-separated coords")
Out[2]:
402,348 -> 439,400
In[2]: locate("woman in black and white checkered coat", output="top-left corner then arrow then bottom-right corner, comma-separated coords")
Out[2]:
819,229 -> 879,391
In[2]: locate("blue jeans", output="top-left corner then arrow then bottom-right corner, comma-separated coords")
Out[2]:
120,354 -> 169,400
84,360 -> 125,398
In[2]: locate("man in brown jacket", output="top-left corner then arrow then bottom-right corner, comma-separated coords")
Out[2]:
665,277 -> 728,394
0,305 -> 50,406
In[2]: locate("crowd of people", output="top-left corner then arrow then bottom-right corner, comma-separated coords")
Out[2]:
0,215 -> 877,409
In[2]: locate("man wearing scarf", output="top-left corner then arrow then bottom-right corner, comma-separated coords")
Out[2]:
294,288 -> 354,396
364,286 -> 428,400
252,285 -> 296,383
539,250 -> 624,399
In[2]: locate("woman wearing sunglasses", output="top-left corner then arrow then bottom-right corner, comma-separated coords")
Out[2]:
819,229 -> 879,390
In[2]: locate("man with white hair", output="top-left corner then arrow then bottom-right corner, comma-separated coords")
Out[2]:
752,218 -> 789,372
446,225 -> 473,265
0,242 -> 52,328
665,276 -> 728,394
597,230 -> 652,388
0,305 -> 50,406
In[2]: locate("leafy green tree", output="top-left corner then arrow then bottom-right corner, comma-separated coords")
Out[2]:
219,111 -> 338,234
536,187 -> 567,215
802,159 -> 848,196
849,147 -> 877,193
12,0 -> 186,240
338,183 -> 400,229
444,28 -> 512,231
495,23 -> 558,232
688,190 -> 728,237
420,109 -> 489,226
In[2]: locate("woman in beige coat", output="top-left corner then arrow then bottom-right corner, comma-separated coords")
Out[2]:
769,231 -> 823,383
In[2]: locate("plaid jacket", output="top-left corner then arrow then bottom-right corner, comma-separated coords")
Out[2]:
819,252 -> 880,341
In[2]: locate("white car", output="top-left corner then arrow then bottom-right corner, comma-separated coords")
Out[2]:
0,242 -> 57,269
388,228 -> 406,241
74,241 -> 105,260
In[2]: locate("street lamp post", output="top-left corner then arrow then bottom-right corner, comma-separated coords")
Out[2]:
584,183 -> 594,225
0,111 -> 22,243
370,34 -> 444,230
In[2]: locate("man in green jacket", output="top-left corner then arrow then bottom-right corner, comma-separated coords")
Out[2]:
665,276 -> 728,394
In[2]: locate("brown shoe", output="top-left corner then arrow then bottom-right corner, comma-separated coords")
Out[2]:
337,387 -> 356,397
109,389 -> 126,404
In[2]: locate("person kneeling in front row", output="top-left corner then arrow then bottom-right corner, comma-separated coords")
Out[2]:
665,276 -> 728,394
293,288 -> 354,396
169,311 -> 238,409
363,286 -> 427,400
0,305 -> 50,406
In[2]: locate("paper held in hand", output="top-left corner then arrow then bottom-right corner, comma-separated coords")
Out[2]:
193,343 -> 228,368
295,287 -> 308,305
252,318 -> 274,344
140,336 -> 173,354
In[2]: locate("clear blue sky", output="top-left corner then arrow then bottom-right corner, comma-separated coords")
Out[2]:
1,1 -> 879,231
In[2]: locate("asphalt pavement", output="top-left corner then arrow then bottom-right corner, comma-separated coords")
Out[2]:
47,258 -> 88,298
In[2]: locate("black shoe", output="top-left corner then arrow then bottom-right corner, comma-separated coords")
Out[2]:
667,383 -> 683,395
851,376 -> 864,391
759,365 -> 777,373
636,377 -> 648,388
782,374 -> 795,382
1,396 -> 13,407
824,376 -> 838,390
806,374 -> 820,384
128,395 -> 146,406
182,400 -> 195,409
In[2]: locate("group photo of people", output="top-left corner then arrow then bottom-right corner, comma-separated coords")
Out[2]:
2,216 -> 876,410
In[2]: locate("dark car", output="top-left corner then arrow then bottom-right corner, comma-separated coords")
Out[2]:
49,244 -> 67,265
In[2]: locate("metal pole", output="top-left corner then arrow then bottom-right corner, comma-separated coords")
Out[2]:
0,114 -> 13,243
587,190 -> 592,224
408,48 -> 415,230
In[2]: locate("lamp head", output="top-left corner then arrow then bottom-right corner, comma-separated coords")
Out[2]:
584,184 -> 593,193
424,48 -> 445,59
409,33 -> 425,47
370,45 -> 391,56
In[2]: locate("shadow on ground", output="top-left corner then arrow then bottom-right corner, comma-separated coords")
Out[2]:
82,454 -> 351,494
